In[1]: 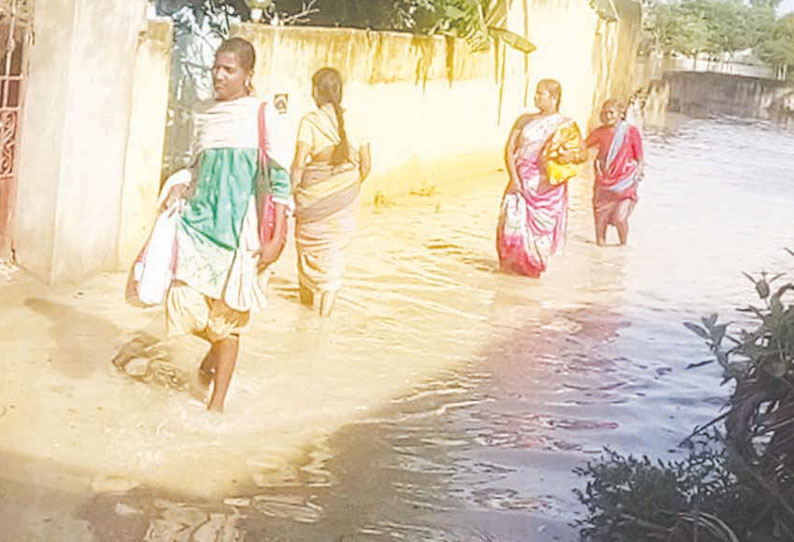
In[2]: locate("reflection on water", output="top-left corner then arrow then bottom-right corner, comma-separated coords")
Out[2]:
2,117 -> 794,541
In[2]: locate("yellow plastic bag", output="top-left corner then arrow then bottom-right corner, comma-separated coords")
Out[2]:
544,121 -> 584,185
546,160 -> 580,185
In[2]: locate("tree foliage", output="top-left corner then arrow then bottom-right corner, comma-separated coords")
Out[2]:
275,0 -> 494,50
756,15 -> 794,70
643,0 -> 775,58
642,0 -> 794,76
157,0 -> 499,50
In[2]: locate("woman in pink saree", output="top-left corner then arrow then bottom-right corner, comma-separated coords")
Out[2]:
497,79 -> 587,277
586,98 -> 644,246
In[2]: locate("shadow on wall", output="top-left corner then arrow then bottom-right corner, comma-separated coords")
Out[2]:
589,0 -> 642,130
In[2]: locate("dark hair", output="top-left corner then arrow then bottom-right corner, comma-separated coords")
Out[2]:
312,67 -> 350,165
217,37 -> 256,94
538,78 -> 562,111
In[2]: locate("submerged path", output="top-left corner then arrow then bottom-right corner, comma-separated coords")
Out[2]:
1,118 -> 793,541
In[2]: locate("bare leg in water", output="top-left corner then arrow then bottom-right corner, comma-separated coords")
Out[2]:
594,206 -> 608,246
206,335 -> 239,413
614,200 -> 634,246
198,346 -> 216,389
319,291 -> 336,317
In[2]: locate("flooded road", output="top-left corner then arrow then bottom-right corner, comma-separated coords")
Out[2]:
1,117 -> 793,541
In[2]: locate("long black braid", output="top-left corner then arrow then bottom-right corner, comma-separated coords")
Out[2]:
312,67 -> 350,165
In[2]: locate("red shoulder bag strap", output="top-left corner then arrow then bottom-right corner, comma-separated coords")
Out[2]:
257,102 -> 276,244
258,101 -> 268,168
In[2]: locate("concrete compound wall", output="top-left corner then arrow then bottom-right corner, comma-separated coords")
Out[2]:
14,1 -> 171,284
227,0 -> 640,202
118,20 -> 173,269
13,0 -> 639,283
665,71 -> 794,123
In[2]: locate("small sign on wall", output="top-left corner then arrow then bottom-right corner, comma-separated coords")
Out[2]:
274,93 -> 288,115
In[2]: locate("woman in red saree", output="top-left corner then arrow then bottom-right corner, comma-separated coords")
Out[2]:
586,99 -> 644,246
496,79 -> 587,277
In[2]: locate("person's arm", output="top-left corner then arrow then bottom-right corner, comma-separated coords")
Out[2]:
259,150 -> 293,269
582,127 -> 601,176
554,122 -> 588,164
631,126 -> 645,180
159,168 -> 194,210
290,115 -> 313,189
504,115 -> 528,193
358,142 -> 372,182
258,106 -> 294,270
258,202 -> 288,270
290,141 -> 310,190
584,127 -> 600,149
161,105 -> 205,210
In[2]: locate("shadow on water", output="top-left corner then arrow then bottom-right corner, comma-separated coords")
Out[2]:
4,117 -> 794,541
78,304 -> 632,542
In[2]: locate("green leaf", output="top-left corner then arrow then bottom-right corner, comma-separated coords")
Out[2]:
487,26 -> 536,53
444,4 -> 466,18
684,322 -> 711,340
712,324 -> 728,345
715,350 -> 728,366
756,279 -> 770,299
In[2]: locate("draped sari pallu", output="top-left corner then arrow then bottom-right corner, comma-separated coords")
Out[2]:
497,114 -> 583,277
295,161 -> 360,295
294,104 -> 365,296
593,121 -> 642,226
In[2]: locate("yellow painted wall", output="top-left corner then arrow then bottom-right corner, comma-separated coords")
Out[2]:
15,0 -> 639,282
225,1 -> 640,203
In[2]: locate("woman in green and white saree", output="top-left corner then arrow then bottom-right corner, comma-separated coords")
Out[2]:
291,67 -> 372,317
161,38 -> 291,413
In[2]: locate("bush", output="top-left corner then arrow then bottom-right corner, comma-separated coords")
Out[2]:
575,250 -> 794,541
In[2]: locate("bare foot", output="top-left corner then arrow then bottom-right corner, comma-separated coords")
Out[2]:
111,334 -> 159,370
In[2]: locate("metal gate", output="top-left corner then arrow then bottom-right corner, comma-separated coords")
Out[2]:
0,0 -> 31,259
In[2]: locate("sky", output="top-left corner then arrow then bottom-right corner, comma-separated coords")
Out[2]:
779,0 -> 794,16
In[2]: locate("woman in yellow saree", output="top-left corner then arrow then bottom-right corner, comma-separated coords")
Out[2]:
291,68 -> 371,316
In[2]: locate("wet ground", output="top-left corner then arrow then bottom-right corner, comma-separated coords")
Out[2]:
1,117 -> 793,541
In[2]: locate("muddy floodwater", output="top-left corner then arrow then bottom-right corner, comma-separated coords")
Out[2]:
1,117 -> 793,541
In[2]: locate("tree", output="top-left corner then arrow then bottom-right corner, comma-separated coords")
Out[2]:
274,0 -> 495,50
643,0 -> 776,61
757,15 -> 794,78
645,1 -> 710,58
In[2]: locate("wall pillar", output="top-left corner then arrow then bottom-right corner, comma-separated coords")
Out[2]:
117,19 -> 173,269
15,0 -> 147,283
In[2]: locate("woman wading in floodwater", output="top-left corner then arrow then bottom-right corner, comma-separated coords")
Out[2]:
496,79 -> 587,277
291,67 -> 371,316
159,38 -> 291,412
586,98 -> 644,246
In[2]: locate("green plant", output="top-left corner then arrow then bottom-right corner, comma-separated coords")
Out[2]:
575,250 -> 794,541
574,438 -> 744,542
